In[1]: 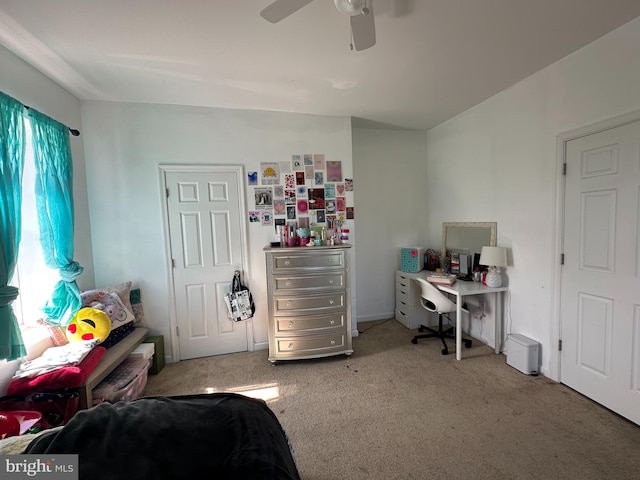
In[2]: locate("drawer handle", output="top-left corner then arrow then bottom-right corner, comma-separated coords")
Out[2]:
327,259 -> 334,264
284,260 -> 291,266
287,301 -> 293,307
330,320 -> 335,325
330,340 -> 336,346
328,279 -> 334,284
329,299 -> 334,305
285,281 -> 292,286
288,343 -> 293,349
288,321 -> 294,328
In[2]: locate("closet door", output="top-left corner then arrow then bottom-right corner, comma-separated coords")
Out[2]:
162,166 -> 249,360
561,120 -> 640,425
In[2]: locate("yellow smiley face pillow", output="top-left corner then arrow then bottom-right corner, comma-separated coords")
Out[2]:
66,308 -> 111,344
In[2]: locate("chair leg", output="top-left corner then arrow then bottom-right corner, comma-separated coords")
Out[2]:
411,314 -> 473,354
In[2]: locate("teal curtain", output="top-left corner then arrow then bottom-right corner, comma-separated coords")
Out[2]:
28,108 -> 83,326
0,92 -> 26,360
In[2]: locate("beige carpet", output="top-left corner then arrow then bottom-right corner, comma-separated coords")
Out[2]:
145,319 -> 640,480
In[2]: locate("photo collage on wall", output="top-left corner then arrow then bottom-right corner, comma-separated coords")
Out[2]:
247,154 -> 354,231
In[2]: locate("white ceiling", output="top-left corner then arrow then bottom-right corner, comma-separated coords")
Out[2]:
2,0 -> 640,131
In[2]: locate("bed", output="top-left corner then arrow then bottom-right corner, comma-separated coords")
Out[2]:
7,392 -> 300,480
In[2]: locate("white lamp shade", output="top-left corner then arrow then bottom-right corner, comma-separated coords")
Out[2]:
479,246 -> 507,268
334,0 -> 367,15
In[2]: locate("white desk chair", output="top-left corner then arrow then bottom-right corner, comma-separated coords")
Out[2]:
411,277 -> 473,355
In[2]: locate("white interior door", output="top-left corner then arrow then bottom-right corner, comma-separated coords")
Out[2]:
163,166 -> 249,360
561,120 -> 640,425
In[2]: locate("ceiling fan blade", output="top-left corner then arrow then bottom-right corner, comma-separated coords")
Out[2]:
350,6 -> 376,51
260,0 -> 315,23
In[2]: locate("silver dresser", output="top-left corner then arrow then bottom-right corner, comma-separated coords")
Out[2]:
264,245 -> 353,363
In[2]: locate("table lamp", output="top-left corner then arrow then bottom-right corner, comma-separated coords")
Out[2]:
479,246 -> 507,287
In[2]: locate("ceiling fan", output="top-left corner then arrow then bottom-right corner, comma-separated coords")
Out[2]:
260,0 -> 376,51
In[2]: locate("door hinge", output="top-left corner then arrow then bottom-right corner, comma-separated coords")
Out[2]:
171,258 -> 176,268
563,163 -> 567,175
560,253 -> 564,265
176,326 -> 180,337
166,187 -> 169,198
558,339 -> 562,351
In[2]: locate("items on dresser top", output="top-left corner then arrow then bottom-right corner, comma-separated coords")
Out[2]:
264,245 -> 353,363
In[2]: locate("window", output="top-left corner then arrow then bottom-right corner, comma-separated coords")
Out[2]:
10,120 -> 60,327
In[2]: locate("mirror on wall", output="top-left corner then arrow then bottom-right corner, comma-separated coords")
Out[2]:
441,222 -> 497,263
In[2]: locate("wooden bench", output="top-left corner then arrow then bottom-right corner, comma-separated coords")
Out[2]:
77,327 -> 148,409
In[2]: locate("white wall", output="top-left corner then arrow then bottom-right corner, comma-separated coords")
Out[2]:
80,102 -> 354,360
352,128 -> 428,323
425,17 -> 640,377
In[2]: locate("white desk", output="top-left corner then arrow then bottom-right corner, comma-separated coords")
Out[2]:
405,271 -> 508,360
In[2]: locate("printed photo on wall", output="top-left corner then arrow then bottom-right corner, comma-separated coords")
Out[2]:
325,183 -> 335,198
346,207 -> 354,219
345,178 -> 353,191
285,173 -> 295,189
292,154 -> 303,171
326,215 -> 336,228
247,171 -> 258,185
261,211 -> 274,225
336,183 -> 345,195
273,185 -> 284,198
254,188 -> 273,208
296,186 -> 307,197
313,154 -> 325,170
304,154 -> 313,166
336,196 -> 346,212
308,188 -> 325,210
285,189 -> 296,204
249,211 -> 260,222
314,171 -> 324,185
287,205 -> 296,220
326,199 -> 336,214
326,161 -> 343,182
316,210 -> 326,223
279,160 -> 291,173
273,199 -> 286,215
261,162 -> 280,185
296,171 -> 305,185
297,199 -> 309,214
305,165 -> 314,179
299,217 -> 310,228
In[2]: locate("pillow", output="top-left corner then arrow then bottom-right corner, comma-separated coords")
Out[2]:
81,291 -> 135,331
6,346 -> 106,396
100,321 -> 135,349
82,281 -> 133,314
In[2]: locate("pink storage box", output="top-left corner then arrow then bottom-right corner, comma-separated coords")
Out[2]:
92,356 -> 150,405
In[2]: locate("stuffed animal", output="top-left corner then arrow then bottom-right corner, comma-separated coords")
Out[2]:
66,307 -> 111,344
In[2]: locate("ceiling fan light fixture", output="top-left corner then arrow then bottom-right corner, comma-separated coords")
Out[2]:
333,0 -> 367,16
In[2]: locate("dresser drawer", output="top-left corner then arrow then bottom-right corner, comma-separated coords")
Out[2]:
395,308 -> 411,328
395,271 -> 411,289
271,251 -> 345,271
274,332 -> 346,356
273,272 -> 345,292
274,292 -> 345,316
396,284 -> 410,304
274,313 -> 345,335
